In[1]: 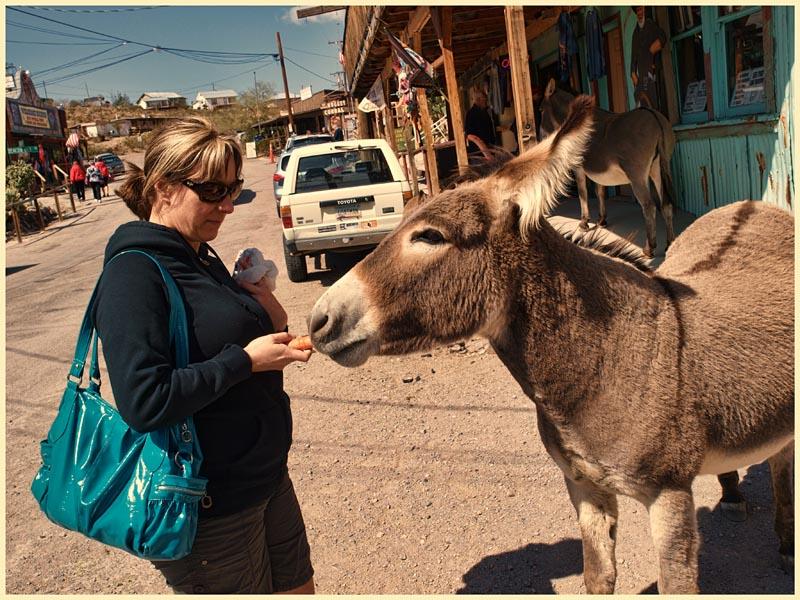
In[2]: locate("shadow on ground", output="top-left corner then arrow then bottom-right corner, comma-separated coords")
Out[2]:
457,463 -> 793,595
234,189 -> 256,205
305,249 -> 373,288
457,538 -> 583,594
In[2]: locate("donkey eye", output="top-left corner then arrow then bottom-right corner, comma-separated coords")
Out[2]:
411,228 -> 446,245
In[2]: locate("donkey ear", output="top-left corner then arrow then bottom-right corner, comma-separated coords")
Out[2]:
489,95 -> 594,238
545,78 -> 557,98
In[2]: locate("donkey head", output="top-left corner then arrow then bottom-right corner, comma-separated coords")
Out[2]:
539,78 -> 579,139
309,96 -> 594,367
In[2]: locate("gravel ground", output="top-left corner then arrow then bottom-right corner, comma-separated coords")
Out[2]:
5,153 -> 793,594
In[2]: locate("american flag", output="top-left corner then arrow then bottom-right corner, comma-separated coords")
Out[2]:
66,132 -> 80,148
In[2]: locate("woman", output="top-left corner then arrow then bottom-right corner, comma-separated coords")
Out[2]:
94,117 -> 315,594
69,160 -> 86,201
85,162 -> 104,202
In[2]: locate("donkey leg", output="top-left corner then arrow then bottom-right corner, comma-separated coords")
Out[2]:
717,471 -> 748,522
597,183 -> 608,227
565,477 -> 619,594
575,168 -> 591,230
646,487 -> 699,594
628,178 -> 658,258
767,442 -> 794,572
648,159 -> 676,249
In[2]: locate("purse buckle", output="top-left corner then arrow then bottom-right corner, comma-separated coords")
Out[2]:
174,451 -> 193,467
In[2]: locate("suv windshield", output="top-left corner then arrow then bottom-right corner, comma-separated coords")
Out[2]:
286,135 -> 333,152
295,149 -> 394,193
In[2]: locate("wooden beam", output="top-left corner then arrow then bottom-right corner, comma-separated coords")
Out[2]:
656,7 -> 679,125
505,6 -> 537,150
413,31 -> 440,195
296,6 -> 345,19
383,57 -> 397,152
438,7 -> 468,172
407,7 -> 430,35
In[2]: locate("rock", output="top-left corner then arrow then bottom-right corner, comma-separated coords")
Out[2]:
421,353 -> 432,358
402,376 -> 414,383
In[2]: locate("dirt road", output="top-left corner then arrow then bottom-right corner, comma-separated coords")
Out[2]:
5,153 -> 792,594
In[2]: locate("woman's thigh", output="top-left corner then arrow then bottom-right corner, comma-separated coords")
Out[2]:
151,500 -> 270,594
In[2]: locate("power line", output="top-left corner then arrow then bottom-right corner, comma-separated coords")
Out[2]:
28,6 -> 166,14
284,46 -> 334,58
283,56 -> 337,85
7,39 -> 120,46
45,49 -> 155,85
34,43 -> 127,77
7,18 -> 116,42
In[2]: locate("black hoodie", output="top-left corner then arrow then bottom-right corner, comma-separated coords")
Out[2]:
94,221 -> 292,517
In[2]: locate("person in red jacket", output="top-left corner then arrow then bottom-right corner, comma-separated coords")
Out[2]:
69,160 -> 86,201
95,159 -> 111,197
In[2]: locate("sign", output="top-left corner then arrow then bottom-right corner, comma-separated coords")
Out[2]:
300,86 -> 313,101
7,99 -> 63,137
682,80 -> 707,114
730,67 -> 765,107
245,141 -> 257,159
19,105 -> 50,128
7,146 -> 38,154
358,76 -> 385,113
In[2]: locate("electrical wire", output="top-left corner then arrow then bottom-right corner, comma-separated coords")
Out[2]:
283,56 -> 337,84
6,39 -> 120,46
45,49 -> 154,85
34,43 -> 127,77
176,58 -> 279,95
7,18 -> 117,43
28,6 -> 166,14
284,46 -> 334,58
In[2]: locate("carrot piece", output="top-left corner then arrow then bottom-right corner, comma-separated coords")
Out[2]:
288,335 -> 313,351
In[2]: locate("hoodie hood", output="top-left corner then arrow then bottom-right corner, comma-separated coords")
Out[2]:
104,221 -> 206,267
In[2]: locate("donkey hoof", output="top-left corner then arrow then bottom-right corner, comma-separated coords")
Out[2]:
579,220 -> 590,231
720,500 -> 748,522
779,553 -> 793,574
643,247 -> 655,259
598,217 -> 608,227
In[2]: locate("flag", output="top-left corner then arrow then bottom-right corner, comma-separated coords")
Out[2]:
385,28 -> 436,89
358,76 -> 385,113
66,132 -> 80,148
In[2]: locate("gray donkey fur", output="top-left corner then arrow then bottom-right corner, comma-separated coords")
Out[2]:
308,96 -> 794,593
540,79 -> 676,258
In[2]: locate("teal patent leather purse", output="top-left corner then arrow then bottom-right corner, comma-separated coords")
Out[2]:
31,250 -> 207,560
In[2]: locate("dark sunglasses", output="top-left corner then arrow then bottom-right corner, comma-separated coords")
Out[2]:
182,178 -> 244,203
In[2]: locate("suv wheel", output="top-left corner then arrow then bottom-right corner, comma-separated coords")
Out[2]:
283,239 -> 308,282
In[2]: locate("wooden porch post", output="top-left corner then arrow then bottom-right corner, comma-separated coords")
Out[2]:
437,7 -> 468,173
413,31 -> 441,195
505,6 -> 537,151
382,59 -> 397,152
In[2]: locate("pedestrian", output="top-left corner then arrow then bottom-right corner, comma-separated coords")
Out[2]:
630,6 -> 666,109
464,88 -> 496,156
85,163 -> 104,202
97,117 -> 316,594
95,157 -> 111,197
68,160 -> 86,201
331,116 -> 344,141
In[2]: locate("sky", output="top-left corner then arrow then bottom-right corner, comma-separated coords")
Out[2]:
5,4 -> 346,103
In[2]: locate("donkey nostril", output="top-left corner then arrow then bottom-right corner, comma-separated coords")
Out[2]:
309,311 -> 329,336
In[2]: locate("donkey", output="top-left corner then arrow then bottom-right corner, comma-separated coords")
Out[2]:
540,79 -> 676,258
308,96 -> 794,594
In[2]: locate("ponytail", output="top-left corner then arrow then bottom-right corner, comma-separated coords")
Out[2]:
117,162 -> 151,220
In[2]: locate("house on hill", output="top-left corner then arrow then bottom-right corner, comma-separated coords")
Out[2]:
192,89 -> 238,110
136,92 -> 187,110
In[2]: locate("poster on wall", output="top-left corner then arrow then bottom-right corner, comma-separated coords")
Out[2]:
730,67 -> 765,107
683,80 -> 707,114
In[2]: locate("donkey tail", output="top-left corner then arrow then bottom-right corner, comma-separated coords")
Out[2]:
644,107 -> 676,209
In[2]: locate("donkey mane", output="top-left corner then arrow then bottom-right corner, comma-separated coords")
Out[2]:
558,224 -> 653,273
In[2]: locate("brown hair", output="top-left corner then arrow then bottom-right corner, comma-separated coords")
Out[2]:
117,117 -> 243,220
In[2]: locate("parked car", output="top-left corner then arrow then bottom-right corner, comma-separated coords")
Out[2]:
279,139 -> 412,282
93,152 -> 125,176
273,133 -> 333,210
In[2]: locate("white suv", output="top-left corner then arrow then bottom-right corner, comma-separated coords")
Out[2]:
279,139 -> 411,282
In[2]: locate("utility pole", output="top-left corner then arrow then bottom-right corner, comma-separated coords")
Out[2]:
42,80 -> 48,101
276,31 -> 295,135
84,81 -> 90,99
253,71 -> 262,136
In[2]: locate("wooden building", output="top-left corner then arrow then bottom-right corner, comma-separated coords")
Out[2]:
342,6 -> 795,214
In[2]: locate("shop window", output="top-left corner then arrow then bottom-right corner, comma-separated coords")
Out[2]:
669,6 -> 767,123
723,9 -> 765,111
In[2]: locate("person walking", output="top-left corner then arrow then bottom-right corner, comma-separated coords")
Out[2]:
331,116 -> 344,141
69,160 -> 86,201
94,117 -> 316,594
85,163 -> 104,202
95,157 -> 111,197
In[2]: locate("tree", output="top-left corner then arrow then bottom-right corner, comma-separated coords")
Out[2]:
111,91 -> 132,107
6,162 -> 37,209
239,80 -> 277,123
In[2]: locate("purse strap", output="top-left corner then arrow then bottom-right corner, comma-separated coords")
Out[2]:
68,250 -> 199,474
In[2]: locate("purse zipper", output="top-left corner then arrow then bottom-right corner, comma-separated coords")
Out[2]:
156,484 -> 206,496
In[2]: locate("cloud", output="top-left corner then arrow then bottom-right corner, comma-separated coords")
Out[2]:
282,6 -> 344,25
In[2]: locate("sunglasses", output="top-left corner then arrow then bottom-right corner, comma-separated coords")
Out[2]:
182,178 -> 244,203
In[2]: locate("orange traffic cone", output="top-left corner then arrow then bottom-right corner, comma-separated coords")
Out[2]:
268,143 -> 275,164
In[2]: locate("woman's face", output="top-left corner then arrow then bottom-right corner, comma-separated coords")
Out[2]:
153,157 -> 238,250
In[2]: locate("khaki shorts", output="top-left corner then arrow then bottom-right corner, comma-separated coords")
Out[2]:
152,474 -> 313,594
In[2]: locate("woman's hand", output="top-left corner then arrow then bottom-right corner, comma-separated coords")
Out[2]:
239,278 -> 288,331
244,332 -> 311,372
